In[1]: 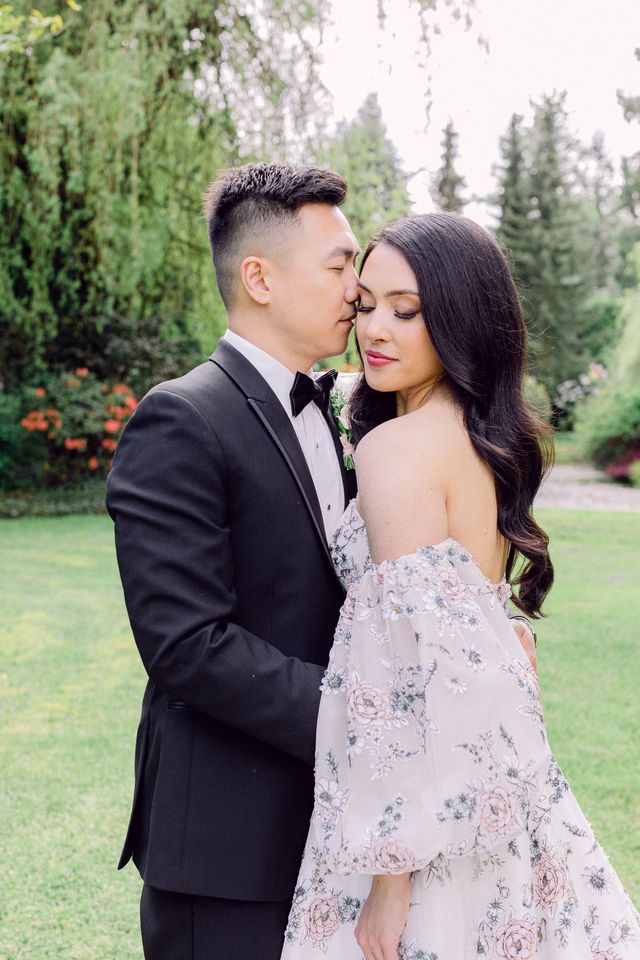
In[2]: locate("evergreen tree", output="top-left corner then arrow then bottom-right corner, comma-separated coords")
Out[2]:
517,93 -> 592,394
431,120 -> 467,213
319,93 -> 410,248
317,92 -> 410,366
578,132 -> 615,291
615,49 -> 640,287
495,113 -> 533,290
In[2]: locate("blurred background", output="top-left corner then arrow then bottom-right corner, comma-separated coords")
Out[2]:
1,3 -> 639,958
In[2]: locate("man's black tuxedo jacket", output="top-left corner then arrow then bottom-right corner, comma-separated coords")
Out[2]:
106,339 -> 357,902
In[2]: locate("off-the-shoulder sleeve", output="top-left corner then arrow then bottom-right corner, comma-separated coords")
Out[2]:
311,541 -> 552,878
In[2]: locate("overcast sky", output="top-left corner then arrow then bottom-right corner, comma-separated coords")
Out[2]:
316,0 -> 639,225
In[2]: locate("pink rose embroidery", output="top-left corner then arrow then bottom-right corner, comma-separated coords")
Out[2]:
477,784 -> 521,838
495,915 -> 539,959
370,836 -> 417,874
304,895 -> 341,946
347,681 -> 392,726
436,563 -> 470,605
533,850 -> 568,915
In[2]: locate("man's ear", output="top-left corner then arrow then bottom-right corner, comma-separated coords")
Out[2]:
240,256 -> 273,305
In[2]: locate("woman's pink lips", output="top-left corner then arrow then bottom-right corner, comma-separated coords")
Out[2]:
366,350 -> 396,367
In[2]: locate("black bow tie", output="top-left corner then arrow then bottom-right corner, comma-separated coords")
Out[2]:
289,369 -> 338,417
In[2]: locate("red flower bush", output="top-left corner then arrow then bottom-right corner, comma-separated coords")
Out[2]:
604,449 -> 640,480
19,368 -> 137,482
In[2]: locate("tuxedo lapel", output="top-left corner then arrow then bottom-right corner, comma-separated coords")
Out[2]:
209,340 -> 336,573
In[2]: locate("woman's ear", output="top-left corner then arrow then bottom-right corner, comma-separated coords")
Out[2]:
240,256 -> 272,305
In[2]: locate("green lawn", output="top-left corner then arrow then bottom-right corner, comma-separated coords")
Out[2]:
1,510 -> 639,958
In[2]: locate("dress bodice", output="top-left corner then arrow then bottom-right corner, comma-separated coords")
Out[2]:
330,499 -> 512,607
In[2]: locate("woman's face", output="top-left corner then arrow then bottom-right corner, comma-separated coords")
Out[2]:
356,242 -> 444,395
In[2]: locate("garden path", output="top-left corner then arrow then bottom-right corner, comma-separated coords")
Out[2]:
536,463 -> 640,512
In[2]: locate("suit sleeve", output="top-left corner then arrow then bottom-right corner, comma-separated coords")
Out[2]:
106,387 -> 324,765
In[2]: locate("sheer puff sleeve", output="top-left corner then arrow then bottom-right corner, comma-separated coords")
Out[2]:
311,539 -> 552,878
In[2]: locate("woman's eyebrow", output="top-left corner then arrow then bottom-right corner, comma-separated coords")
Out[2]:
357,282 -> 419,297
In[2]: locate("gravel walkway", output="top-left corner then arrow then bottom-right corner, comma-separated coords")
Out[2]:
535,463 -> 640,512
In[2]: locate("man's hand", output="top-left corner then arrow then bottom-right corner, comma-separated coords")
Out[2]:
511,617 -> 538,674
355,874 -> 410,960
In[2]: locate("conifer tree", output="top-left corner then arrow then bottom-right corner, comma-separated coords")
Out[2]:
320,93 -> 410,248
495,113 -> 533,291
523,93 -> 590,393
431,120 -> 467,213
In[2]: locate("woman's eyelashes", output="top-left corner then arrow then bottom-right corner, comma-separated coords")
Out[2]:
355,302 -> 418,320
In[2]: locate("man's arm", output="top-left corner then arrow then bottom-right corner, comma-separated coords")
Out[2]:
106,388 -> 324,765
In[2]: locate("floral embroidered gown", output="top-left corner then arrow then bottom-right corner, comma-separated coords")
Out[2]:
281,500 -> 640,960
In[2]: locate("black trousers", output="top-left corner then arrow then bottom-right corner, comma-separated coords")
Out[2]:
140,884 -> 292,960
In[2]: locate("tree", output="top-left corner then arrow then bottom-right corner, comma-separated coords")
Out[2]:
614,47 -> 640,288
317,92 -> 410,366
513,94 -> 592,394
431,120 -> 467,212
0,2 -> 75,55
495,113 -> 533,291
319,93 -> 410,248
0,0 -> 331,393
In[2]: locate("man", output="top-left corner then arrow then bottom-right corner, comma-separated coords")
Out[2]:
107,163 -> 360,959
107,162 -> 535,959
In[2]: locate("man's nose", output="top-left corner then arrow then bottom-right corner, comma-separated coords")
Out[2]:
344,266 -> 359,302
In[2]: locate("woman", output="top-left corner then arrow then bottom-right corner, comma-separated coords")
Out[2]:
280,213 -> 639,960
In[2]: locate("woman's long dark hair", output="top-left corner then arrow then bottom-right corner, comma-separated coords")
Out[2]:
350,213 -> 554,618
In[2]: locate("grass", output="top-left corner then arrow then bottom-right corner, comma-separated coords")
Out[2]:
1,509 -> 639,957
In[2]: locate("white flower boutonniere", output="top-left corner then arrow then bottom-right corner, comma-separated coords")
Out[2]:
330,386 -> 355,470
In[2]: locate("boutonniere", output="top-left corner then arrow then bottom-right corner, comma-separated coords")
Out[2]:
330,387 -> 355,470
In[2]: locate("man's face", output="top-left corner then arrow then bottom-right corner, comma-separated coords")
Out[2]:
268,204 -> 359,367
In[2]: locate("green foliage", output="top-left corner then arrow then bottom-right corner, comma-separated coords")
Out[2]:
318,92 -> 410,365
0,0 -> 330,390
0,475 -> 106,516
431,119 -> 467,212
629,460 -> 640,488
17,368 -> 137,485
524,374 -> 552,423
0,2 -> 75,55
575,254 -> 640,469
0,388 -> 45,490
319,93 -> 410,249
496,96 -> 610,396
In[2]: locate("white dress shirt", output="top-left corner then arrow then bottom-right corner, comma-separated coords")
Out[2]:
223,330 -> 344,538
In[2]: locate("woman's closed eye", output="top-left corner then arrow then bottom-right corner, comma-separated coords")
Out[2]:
356,303 -> 418,320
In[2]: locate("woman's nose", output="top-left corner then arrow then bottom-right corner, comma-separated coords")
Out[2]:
364,309 -> 390,342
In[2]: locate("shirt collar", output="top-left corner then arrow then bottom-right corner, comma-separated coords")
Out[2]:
223,329 -> 312,417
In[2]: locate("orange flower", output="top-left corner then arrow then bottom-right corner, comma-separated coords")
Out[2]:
106,404 -> 129,418
45,407 -> 59,416
52,418 -> 63,428
125,395 -> 138,411
112,383 -> 129,395
64,437 -> 87,451
35,387 -> 46,397
87,456 -> 99,470
66,378 -> 81,388
75,367 -> 89,377
21,411 -> 48,431
103,419 -> 121,434
101,438 -> 117,451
